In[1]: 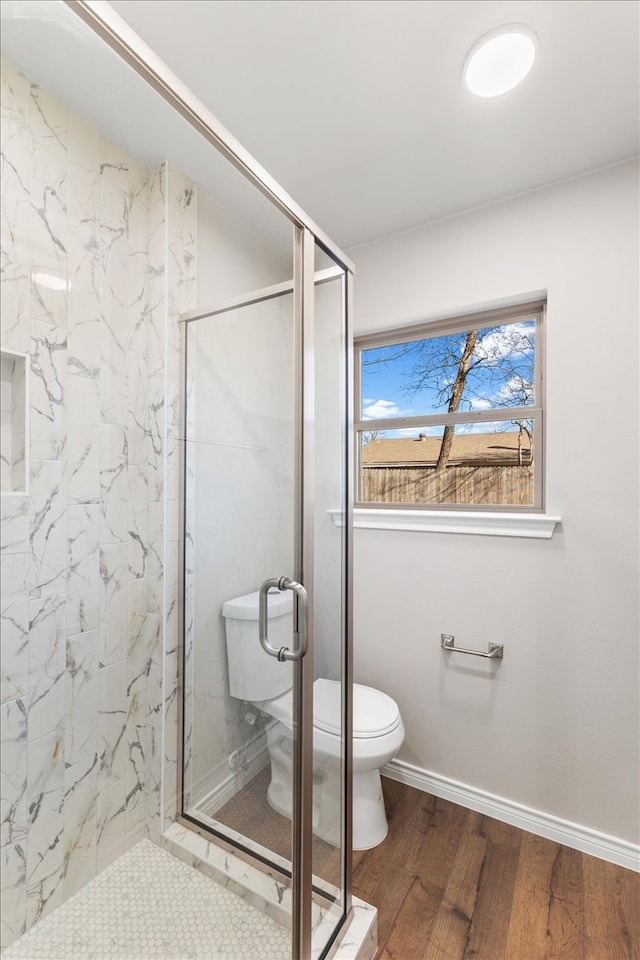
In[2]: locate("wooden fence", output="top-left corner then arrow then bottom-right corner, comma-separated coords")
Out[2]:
362,464 -> 534,506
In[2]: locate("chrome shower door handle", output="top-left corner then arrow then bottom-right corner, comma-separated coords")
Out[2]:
258,577 -> 309,662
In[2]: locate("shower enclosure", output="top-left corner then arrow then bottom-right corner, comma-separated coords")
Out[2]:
0,2 -> 356,958
179,247 -> 352,958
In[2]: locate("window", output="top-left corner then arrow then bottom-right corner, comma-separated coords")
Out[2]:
355,301 -> 545,511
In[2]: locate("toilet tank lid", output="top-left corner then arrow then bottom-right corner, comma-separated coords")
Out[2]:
314,679 -> 401,738
222,588 -> 293,620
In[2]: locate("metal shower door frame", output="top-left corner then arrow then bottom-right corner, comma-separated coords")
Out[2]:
176,254 -> 353,960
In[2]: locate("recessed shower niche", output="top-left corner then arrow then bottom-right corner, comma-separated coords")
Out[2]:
0,348 -> 28,494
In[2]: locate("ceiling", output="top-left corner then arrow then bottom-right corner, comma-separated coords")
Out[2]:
108,0 -> 639,249
1,0 -> 638,252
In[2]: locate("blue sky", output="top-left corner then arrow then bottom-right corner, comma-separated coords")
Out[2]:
360,320 -> 535,438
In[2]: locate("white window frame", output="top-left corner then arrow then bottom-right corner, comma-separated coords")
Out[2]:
355,300 -> 547,514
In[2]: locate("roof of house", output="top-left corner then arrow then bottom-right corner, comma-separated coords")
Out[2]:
362,432 -> 532,467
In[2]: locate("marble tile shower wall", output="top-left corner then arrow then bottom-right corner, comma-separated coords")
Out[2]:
145,159 -> 196,842
0,60 -> 194,949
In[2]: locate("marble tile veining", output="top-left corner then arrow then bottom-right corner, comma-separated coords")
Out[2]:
1,597 -> 29,704
66,503 -> 100,637
0,496 -> 29,554
0,59 -> 181,951
63,629 -> 99,770
29,459 -> 68,599
29,321 -> 66,461
62,752 -> 98,900
97,659 -> 127,790
27,593 -> 66,684
98,543 -> 128,665
66,375 -> 100,505
95,775 -> 126,872
0,841 -> 27,947
0,698 -> 28,848
26,729 -> 64,829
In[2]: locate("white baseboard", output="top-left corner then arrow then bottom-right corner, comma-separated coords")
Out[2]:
382,758 -> 640,873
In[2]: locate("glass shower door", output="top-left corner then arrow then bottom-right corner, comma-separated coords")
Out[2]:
180,226 -> 351,959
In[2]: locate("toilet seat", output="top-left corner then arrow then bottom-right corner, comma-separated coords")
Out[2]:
314,679 -> 401,738
259,679 -> 401,740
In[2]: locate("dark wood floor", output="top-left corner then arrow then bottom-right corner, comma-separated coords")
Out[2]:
206,771 -> 639,959
353,778 -> 640,960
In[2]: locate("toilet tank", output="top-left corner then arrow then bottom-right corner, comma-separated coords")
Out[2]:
222,589 -> 293,701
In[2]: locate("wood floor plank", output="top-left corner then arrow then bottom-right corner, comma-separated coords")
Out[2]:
545,845 -> 584,959
462,838 -> 520,960
583,855 -> 640,960
503,834 -> 589,960
378,875 -> 445,960
354,859 -> 417,951
468,810 -> 523,850
384,777 -> 438,873
424,832 -> 487,960
505,832 -> 562,960
409,796 -> 472,885
352,820 -> 412,895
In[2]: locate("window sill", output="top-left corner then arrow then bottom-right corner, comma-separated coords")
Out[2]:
328,508 -> 561,539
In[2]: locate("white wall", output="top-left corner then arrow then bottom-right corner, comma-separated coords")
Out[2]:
349,160 -> 640,845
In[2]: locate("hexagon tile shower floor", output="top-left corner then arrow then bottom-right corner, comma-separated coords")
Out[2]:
3,840 -> 290,960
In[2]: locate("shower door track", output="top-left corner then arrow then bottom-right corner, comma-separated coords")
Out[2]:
177,809 -> 343,913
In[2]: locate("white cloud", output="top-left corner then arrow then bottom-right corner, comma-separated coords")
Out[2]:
495,375 -> 533,403
468,397 -> 493,410
362,398 -> 412,420
476,322 -> 534,360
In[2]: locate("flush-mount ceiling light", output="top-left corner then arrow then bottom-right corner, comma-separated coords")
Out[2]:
464,25 -> 537,98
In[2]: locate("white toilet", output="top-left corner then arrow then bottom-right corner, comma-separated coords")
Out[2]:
222,588 -> 404,850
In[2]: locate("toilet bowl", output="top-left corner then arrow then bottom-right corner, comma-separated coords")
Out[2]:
222,589 -> 405,849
